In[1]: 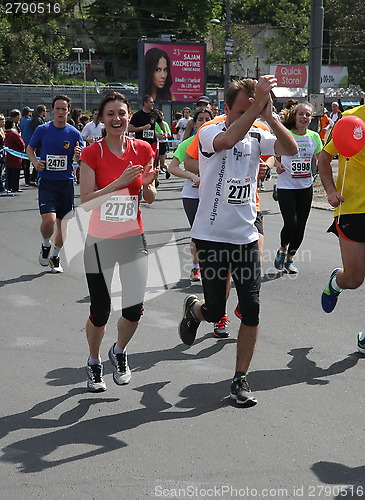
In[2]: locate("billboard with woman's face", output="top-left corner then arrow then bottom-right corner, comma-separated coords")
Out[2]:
139,40 -> 206,102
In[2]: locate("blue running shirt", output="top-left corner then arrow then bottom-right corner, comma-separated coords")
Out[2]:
29,122 -> 84,181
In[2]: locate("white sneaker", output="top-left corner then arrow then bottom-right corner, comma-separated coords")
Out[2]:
86,363 -> 106,392
108,343 -> 131,385
357,332 -> 365,354
39,244 -> 51,266
49,255 -> 63,273
284,261 -> 298,274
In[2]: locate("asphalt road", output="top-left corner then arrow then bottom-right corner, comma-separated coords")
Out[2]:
0,170 -> 364,500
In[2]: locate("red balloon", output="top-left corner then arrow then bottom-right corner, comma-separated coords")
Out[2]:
332,115 -> 365,158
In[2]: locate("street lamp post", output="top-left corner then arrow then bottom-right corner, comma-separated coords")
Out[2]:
211,0 -> 233,97
72,47 -> 95,111
307,0 -> 324,131
224,0 -> 233,97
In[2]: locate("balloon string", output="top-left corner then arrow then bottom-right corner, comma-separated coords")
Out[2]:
337,157 -> 348,225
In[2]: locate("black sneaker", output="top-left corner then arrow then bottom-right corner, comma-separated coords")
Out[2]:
230,376 -> 257,407
86,363 -> 106,392
178,295 -> 200,345
39,244 -> 51,266
272,183 -> 278,201
213,316 -> 230,339
108,343 -> 131,385
274,249 -> 285,271
49,255 -> 63,273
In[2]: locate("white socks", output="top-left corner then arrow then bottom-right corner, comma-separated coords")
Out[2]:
88,357 -> 101,366
113,343 -> 125,354
331,276 -> 343,292
52,245 -> 62,257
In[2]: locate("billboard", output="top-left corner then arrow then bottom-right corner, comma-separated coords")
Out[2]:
138,39 -> 206,103
269,65 -> 348,88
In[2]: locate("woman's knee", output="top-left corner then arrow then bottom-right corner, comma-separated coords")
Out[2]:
122,303 -> 144,322
89,304 -> 111,327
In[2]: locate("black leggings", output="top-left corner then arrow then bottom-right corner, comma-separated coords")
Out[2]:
84,234 -> 148,327
277,186 -> 313,256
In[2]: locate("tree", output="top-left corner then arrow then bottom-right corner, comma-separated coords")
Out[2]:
83,0 -> 223,74
232,0 -> 311,65
324,0 -> 365,87
0,1 -> 78,84
206,20 -> 252,79
232,0 -> 365,87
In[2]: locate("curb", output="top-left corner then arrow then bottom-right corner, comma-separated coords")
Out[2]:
311,202 -> 333,211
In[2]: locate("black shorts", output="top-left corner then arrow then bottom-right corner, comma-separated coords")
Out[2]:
327,214 -> 365,243
193,238 -> 261,326
159,143 -> 167,156
38,178 -> 74,220
254,210 -> 264,236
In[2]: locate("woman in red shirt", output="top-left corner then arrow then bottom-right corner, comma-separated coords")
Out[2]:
4,119 -> 25,192
79,91 -> 158,392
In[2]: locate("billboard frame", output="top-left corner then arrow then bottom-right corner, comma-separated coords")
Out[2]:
138,38 -> 207,106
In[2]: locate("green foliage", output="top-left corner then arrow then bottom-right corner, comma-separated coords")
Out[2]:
233,0 -> 311,65
324,0 -> 365,87
232,0 -> 278,24
84,0 -> 222,63
264,0 -> 311,64
233,0 -> 365,86
0,0 -> 364,88
0,1 -> 78,84
206,20 -> 252,75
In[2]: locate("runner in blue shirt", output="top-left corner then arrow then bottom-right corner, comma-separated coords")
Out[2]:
27,94 -> 84,273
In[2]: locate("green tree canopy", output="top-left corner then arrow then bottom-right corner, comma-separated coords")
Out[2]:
0,0 -> 364,87
0,1 -> 78,83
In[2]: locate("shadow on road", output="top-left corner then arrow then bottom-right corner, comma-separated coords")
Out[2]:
0,380 -> 229,473
0,271 -> 49,288
311,460 -> 365,498
0,347 -> 362,473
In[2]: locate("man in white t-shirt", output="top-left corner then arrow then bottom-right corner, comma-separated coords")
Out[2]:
329,101 -> 342,124
82,109 -> 104,145
178,76 -> 298,407
176,107 -> 191,142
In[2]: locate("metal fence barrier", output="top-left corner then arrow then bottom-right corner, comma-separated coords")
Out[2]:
0,84 -> 140,115
0,84 -> 220,117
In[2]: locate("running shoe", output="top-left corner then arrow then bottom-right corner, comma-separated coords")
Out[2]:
234,303 -> 242,320
178,294 -> 201,346
108,343 -> 132,385
165,171 -> 171,179
357,332 -> 365,354
39,244 -> 51,266
190,268 -> 201,282
86,363 -> 106,392
213,316 -> 230,339
272,184 -> 279,201
230,376 -> 257,407
274,249 -> 286,270
321,268 -> 342,313
284,261 -> 298,274
49,255 -> 63,273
